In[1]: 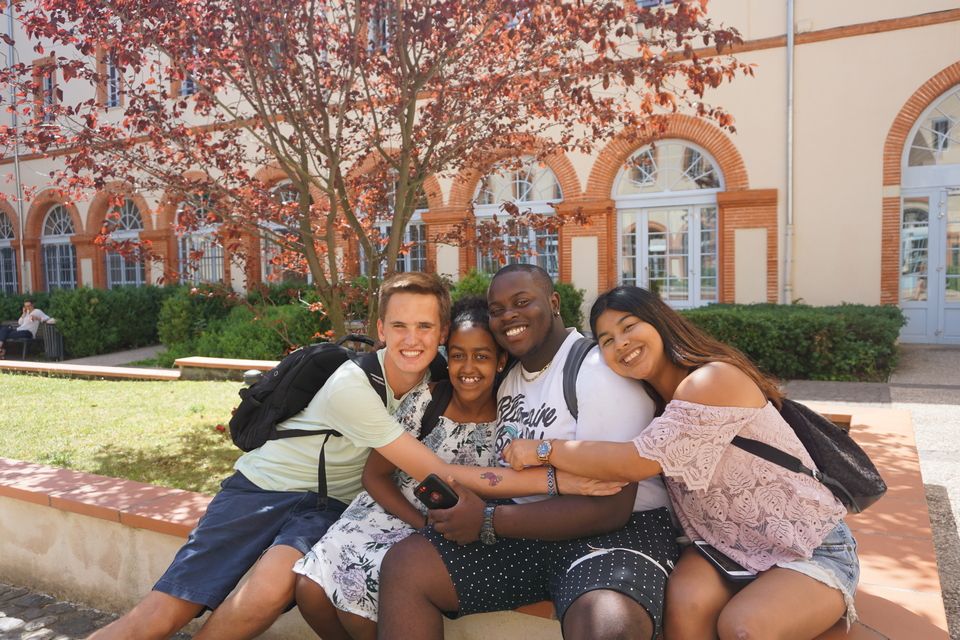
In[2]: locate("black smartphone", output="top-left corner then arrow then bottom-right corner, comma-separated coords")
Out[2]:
693,541 -> 755,582
414,474 -> 459,509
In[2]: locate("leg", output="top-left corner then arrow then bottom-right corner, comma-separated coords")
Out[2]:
338,610 -> 378,640
86,591 -> 203,640
193,545 -> 305,640
664,546 -> 739,640
295,575 -> 352,640
378,534 -> 459,640
562,589 -> 653,640
717,568 -> 846,640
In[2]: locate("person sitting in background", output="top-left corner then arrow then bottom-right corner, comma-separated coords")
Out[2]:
0,300 -> 51,358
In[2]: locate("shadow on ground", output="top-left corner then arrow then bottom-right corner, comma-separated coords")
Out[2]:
89,428 -> 239,495
927,484 -> 960,640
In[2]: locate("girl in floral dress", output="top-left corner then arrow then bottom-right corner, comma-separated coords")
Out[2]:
293,296 -> 506,640
504,285 -> 860,640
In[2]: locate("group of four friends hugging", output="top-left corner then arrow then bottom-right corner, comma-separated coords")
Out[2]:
89,264 -> 860,640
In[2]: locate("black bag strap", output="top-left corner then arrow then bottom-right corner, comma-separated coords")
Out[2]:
420,379 -> 454,442
730,435 -> 860,512
352,350 -> 388,405
562,337 -> 596,420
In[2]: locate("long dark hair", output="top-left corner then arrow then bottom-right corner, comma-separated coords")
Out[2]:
590,286 -> 783,407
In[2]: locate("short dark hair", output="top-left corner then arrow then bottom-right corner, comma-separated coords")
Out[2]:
490,263 -> 554,297
448,295 -> 501,353
378,272 -> 451,327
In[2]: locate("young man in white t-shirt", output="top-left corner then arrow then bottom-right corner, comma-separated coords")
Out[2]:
378,265 -> 679,640
0,299 -> 51,357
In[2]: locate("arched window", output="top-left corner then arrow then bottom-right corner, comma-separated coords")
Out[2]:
0,212 -> 16,294
613,140 -> 722,308
361,176 -> 430,276
261,182 -> 310,283
41,205 -> 77,291
177,194 -> 224,284
899,86 -> 960,343
105,199 -> 146,288
473,157 -> 562,278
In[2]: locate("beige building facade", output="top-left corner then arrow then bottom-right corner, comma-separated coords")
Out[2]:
2,1 -> 959,343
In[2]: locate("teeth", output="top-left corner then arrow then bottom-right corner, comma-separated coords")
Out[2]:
400,350 -> 422,358
460,376 -> 481,384
622,348 -> 642,364
505,326 -> 526,337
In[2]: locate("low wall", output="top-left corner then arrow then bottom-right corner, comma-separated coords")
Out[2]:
0,458 -> 560,639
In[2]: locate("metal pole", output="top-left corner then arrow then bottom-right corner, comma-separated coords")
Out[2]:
783,0 -> 795,304
7,4 -> 27,294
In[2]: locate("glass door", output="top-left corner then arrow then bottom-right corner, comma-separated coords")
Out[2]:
900,189 -> 960,343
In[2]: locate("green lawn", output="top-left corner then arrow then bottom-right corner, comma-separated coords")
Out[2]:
0,374 -> 244,495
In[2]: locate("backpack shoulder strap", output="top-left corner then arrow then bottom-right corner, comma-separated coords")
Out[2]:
352,350 -> 388,406
419,379 -> 454,442
562,337 -> 596,420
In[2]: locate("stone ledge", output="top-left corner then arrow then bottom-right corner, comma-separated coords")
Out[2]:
0,361 -> 179,380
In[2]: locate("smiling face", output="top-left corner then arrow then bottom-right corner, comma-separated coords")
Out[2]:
377,292 -> 445,396
487,270 -> 560,362
594,309 -> 667,382
446,323 -> 506,406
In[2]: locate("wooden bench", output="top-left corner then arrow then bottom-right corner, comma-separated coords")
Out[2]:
0,360 -> 180,381
1,320 -> 65,361
174,356 -> 279,381
0,404 -> 949,639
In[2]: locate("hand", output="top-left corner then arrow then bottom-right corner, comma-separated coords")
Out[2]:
556,470 -> 626,497
428,477 -> 485,545
502,439 -> 542,470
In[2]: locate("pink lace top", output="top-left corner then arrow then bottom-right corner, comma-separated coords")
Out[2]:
634,399 -> 846,573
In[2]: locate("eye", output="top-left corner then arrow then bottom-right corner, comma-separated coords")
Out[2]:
599,336 -> 613,348
449,352 -> 465,360
489,307 -> 504,317
516,298 -> 529,307
475,353 -> 489,360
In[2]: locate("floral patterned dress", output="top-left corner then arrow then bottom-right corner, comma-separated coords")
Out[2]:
292,383 -> 498,621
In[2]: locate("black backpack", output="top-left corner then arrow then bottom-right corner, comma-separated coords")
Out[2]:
229,335 -> 450,504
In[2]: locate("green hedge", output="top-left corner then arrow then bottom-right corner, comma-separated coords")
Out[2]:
450,270 -> 585,330
680,303 -> 906,382
1,287 -> 173,358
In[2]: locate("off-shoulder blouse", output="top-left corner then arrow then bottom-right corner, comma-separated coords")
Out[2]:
633,399 -> 846,573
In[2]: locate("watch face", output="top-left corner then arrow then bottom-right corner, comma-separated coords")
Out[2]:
537,440 -> 551,461
480,530 -> 496,545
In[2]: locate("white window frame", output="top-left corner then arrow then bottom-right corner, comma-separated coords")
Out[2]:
0,213 -> 16,294
105,199 -> 146,288
41,205 -> 77,291
473,157 -> 562,279
105,53 -> 121,108
903,86 -> 960,188
177,196 -> 223,285
261,182 -> 311,284
613,140 -> 723,308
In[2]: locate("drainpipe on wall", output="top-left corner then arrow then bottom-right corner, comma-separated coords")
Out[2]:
783,0 -> 795,304
7,4 -> 27,294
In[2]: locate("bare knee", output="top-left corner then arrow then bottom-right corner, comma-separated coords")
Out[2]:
89,592 -> 201,640
562,590 -> 653,640
717,608 -> 765,640
380,534 -> 434,593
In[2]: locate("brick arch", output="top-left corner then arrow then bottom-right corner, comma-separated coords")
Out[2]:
0,200 -> 21,239
880,61 -> 960,304
87,183 -> 155,234
446,137 -> 582,211
156,170 -> 211,228
346,151 -> 445,211
585,114 -> 749,199
25,190 -> 84,240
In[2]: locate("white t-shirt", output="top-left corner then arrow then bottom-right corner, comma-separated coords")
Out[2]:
496,330 -> 669,512
18,308 -> 50,336
234,349 -> 425,503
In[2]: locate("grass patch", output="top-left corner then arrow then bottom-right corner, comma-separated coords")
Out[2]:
0,374 -> 243,494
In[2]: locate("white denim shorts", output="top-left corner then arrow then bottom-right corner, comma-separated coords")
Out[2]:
777,520 -> 860,627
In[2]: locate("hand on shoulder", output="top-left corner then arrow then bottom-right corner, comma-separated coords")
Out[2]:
673,362 -> 767,409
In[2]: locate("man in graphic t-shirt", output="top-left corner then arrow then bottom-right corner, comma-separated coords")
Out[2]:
378,265 -> 680,640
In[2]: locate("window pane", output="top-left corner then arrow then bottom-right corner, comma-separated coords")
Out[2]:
946,194 -> 960,302
0,247 -> 16,293
908,88 -> 960,167
900,197 -> 929,302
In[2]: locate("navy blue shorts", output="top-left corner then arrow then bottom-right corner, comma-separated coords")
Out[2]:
421,507 -> 678,638
153,471 -> 347,610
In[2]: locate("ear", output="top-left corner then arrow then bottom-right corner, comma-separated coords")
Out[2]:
440,323 -> 450,345
550,291 -> 562,317
377,318 -> 386,344
497,350 -> 508,372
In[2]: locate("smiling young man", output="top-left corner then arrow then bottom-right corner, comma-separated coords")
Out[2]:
377,264 -> 680,640
89,273 -> 450,640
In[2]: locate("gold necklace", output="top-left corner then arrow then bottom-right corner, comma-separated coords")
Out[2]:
519,360 -> 552,382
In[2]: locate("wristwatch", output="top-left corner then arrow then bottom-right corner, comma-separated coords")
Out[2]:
480,503 -> 497,545
536,439 -> 553,464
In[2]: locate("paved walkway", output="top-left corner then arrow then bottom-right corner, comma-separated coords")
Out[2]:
61,345 -> 164,367
1,344 -> 958,639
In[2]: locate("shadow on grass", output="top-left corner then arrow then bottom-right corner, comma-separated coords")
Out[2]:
89,427 -> 240,495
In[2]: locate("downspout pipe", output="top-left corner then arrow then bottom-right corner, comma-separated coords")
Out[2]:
783,0 -> 795,304
7,4 -> 27,294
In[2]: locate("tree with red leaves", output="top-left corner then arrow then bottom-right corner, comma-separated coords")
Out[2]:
0,0 -> 749,335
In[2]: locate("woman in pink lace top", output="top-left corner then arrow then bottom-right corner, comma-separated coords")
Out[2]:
504,285 -> 859,640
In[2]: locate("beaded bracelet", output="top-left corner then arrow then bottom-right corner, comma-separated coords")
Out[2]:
546,464 -> 559,496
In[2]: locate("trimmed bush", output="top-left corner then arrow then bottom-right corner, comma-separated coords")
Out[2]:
450,270 -> 584,329
0,292 -> 53,322
680,303 -> 906,382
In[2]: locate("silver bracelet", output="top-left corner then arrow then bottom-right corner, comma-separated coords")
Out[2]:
546,464 -> 559,496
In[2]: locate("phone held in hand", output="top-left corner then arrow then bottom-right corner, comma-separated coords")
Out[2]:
693,541 -> 756,582
414,474 -> 459,510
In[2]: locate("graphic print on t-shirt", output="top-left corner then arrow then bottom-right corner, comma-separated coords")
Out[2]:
495,392 -> 561,452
